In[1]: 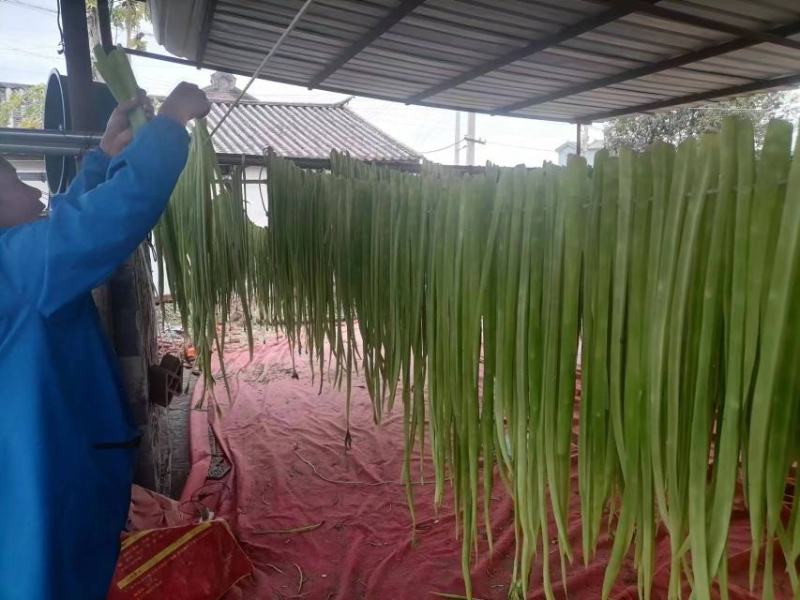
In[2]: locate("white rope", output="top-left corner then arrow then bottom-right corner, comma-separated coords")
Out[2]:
210,0 -> 315,137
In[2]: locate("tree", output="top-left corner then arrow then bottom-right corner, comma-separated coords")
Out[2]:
0,85 -> 46,129
0,3 -> 150,131
603,90 -> 799,152
86,0 -> 150,51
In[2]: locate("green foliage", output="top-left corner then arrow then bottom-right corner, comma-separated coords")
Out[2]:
0,85 -> 45,129
603,91 -> 799,151
93,45 -> 147,129
86,0 -> 149,50
154,121 -> 254,400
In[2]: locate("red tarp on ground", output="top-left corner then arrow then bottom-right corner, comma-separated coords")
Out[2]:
135,334 -> 792,599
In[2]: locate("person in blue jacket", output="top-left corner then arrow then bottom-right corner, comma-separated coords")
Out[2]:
0,81 -> 210,599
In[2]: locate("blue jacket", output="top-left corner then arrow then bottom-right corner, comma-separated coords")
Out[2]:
0,116 -> 189,599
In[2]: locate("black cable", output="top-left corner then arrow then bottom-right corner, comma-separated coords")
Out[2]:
55,0 -> 64,55
420,138 -> 467,154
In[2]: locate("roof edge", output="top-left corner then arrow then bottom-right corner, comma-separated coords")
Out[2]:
339,105 -> 421,159
210,99 -> 354,108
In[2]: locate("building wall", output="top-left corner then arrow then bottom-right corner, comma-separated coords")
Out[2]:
9,157 -> 48,193
245,165 -> 269,227
153,165 -> 268,297
557,146 -> 599,167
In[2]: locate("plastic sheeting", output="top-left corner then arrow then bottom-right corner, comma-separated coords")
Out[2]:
109,520 -> 252,600
147,0 -> 205,59
136,333 -> 792,599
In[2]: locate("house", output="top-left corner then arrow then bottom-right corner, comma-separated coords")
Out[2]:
202,71 -> 258,103
0,81 -> 37,126
555,139 -> 604,167
150,72 -> 419,291
202,72 -> 419,227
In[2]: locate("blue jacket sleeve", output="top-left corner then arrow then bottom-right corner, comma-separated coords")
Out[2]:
0,116 -> 189,317
61,148 -> 111,198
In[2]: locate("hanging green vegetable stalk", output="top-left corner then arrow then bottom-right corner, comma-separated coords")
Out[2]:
153,120 -> 253,400
93,44 -> 148,132
747,122 -> 800,597
93,44 -> 253,397
143,115 -> 800,600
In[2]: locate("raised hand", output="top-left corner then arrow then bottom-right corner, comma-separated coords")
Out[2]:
99,89 -> 153,156
158,82 -> 211,127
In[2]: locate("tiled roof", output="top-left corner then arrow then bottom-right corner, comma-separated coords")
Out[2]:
206,100 -> 419,163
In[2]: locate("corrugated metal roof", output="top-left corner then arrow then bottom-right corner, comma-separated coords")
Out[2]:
206,100 -> 419,162
150,0 -> 800,123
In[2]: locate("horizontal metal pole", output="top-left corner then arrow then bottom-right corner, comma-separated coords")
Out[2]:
0,128 -> 423,172
0,127 -> 102,156
19,172 -> 47,182
0,128 -> 271,166
216,152 -> 270,167
217,153 -> 422,171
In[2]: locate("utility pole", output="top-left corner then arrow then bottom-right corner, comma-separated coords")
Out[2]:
466,112 -> 476,166
454,111 -> 461,165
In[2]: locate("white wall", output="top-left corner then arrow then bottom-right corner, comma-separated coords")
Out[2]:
557,147 -> 600,167
244,165 -> 268,227
557,147 -> 573,166
152,166 -> 268,297
10,157 -> 48,193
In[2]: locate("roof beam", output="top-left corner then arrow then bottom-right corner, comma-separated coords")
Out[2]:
196,0 -> 219,63
308,0 -> 427,88
627,2 -> 800,51
123,47 -> 579,124
581,72 -> 800,122
406,0 -> 654,103
497,20 -> 800,114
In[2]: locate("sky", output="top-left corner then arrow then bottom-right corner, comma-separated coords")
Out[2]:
0,0 -> 605,167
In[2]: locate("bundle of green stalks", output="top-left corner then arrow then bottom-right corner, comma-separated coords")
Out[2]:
93,44 -> 148,132
93,45 -> 254,399
153,121 -> 254,400
99,66 -> 797,595
262,118 -> 800,600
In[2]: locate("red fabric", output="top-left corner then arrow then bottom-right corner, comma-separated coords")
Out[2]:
108,521 -> 252,600
170,335 -> 792,599
128,484 -> 188,530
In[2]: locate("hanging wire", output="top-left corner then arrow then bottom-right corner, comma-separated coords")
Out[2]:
55,0 -> 65,54
482,139 -> 559,153
420,138 -> 467,154
210,0 -> 315,138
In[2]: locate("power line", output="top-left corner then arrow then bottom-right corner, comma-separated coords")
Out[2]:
420,138 -> 467,154
0,44 -> 62,60
482,139 -> 558,153
0,0 -> 57,14
412,115 -> 450,146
